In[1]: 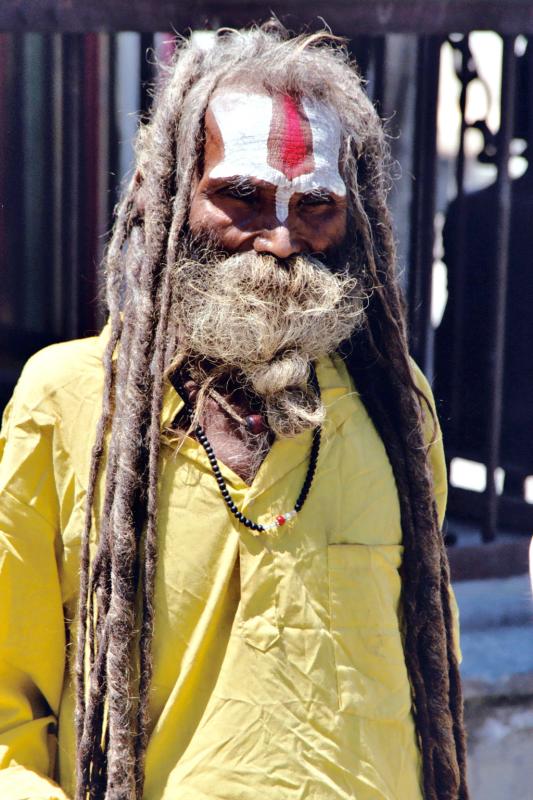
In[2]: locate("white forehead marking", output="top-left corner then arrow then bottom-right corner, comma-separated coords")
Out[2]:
209,91 -> 346,222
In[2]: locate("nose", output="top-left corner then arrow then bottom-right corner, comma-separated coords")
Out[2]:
253,225 -> 303,260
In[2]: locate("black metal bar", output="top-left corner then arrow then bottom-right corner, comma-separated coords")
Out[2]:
408,35 -> 442,372
140,32 -> 155,118
51,32 -> 64,338
4,34 -> 25,328
482,36 -> 517,542
448,36 -> 472,445
349,36 -> 372,83
41,34 -> 56,335
370,35 -> 386,111
61,33 -> 84,339
94,32 -> 111,327
107,33 -> 120,221
0,34 -> 10,336
3,1 -> 533,35
78,32 -> 101,335
22,32 -> 50,332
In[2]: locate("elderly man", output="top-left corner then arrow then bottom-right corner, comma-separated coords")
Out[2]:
0,23 -> 468,800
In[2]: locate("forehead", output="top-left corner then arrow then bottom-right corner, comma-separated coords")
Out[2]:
205,89 -> 345,195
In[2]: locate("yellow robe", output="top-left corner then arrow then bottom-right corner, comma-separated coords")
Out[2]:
0,331 -> 460,799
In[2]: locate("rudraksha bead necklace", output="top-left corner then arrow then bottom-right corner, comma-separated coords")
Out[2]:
170,367 -> 321,534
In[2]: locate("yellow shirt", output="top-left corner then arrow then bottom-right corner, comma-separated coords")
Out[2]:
0,331 -> 460,799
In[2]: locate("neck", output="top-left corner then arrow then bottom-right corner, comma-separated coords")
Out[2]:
172,367 -> 274,485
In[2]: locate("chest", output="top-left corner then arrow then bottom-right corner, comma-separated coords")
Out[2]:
148,415 -> 406,721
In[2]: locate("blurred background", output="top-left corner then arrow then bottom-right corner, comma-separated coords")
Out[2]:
1,2 -> 533,797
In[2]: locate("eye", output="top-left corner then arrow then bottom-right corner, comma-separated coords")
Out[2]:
218,182 -> 258,203
299,190 -> 334,207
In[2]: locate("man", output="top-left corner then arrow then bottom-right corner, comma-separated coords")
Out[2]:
0,23 -> 468,800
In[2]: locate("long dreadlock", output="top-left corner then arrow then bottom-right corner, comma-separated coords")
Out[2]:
75,22 -> 468,800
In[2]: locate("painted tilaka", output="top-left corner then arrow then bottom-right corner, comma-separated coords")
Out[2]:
209,91 -> 346,222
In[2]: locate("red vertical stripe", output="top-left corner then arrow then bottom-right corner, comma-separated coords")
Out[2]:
267,94 -> 314,180
281,95 -> 308,176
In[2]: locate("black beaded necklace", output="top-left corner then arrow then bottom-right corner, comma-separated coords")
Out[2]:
169,367 -> 321,534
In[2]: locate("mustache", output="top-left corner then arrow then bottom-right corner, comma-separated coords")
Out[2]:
181,227 -> 353,274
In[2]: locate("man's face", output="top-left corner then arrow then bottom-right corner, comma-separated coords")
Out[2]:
188,89 -> 348,259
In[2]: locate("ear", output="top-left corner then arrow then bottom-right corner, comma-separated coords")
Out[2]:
131,168 -> 147,218
188,170 -> 201,206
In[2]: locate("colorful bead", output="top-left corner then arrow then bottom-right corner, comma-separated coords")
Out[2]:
276,515 -> 286,526
245,414 -> 267,434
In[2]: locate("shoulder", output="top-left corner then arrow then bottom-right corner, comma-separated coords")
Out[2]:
409,358 -> 436,406
408,358 -> 441,439
9,332 -> 106,422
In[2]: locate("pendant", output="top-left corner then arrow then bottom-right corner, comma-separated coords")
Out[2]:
245,413 -> 268,434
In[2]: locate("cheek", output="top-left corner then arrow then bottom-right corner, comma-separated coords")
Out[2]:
298,206 -> 347,248
189,195 -> 230,236
188,197 -> 252,250
335,207 -> 348,243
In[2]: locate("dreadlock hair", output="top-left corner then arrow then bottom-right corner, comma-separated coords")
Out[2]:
75,20 -> 469,800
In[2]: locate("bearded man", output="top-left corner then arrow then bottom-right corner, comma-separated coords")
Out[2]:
0,23 -> 468,800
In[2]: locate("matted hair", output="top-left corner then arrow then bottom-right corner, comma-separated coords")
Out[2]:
75,21 -> 468,800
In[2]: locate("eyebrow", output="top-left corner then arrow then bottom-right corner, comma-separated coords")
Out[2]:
302,187 -> 334,198
210,175 -> 256,187
210,178 -> 334,195
207,175 -> 260,194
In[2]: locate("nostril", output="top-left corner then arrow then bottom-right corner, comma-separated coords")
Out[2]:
254,228 -> 302,259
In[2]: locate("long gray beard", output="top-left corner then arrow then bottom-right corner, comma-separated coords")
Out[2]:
170,242 -> 367,438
